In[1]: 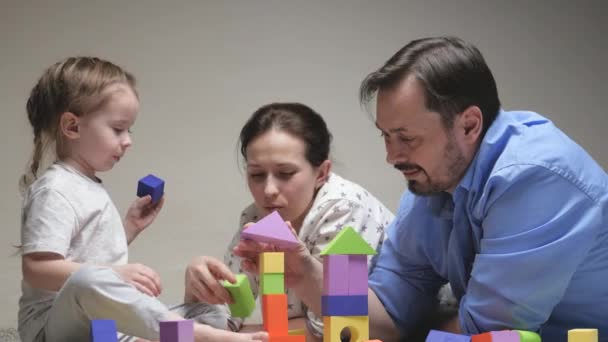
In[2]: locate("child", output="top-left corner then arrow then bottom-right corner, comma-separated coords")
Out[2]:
18,57 -> 267,342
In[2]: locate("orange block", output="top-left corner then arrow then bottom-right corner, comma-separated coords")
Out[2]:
472,332 -> 493,342
270,335 -> 306,342
262,294 -> 288,335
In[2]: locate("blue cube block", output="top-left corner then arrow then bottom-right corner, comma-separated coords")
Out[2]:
90,319 -> 118,342
137,174 -> 165,204
425,330 -> 471,342
321,295 -> 368,316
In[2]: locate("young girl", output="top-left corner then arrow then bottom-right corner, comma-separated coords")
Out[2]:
18,57 -> 267,342
184,102 -> 394,339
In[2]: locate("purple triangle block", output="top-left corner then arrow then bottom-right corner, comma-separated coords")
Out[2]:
241,211 -> 299,248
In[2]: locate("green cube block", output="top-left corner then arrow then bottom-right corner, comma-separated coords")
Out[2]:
516,330 -> 541,342
261,273 -> 284,294
222,274 -> 255,317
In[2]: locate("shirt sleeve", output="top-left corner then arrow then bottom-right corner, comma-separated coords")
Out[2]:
21,187 -> 77,257
368,191 -> 446,337
305,198 -> 389,336
460,164 -> 603,334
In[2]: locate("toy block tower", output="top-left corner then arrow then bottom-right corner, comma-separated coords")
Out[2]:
160,320 -> 194,342
90,319 -> 118,342
320,226 -> 377,342
240,211 -> 304,342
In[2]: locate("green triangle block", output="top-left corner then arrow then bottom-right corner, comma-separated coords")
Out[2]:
320,226 -> 377,255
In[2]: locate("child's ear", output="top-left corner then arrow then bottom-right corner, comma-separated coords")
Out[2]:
59,112 -> 80,139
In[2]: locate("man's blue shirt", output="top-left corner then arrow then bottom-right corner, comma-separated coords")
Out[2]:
369,110 -> 608,341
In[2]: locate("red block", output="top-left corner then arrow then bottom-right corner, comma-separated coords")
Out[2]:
262,294 -> 288,335
472,332 -> 493,342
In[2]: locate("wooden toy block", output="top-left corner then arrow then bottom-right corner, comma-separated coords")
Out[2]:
322,295 -> 368,316
425,329 -> 471,341
323,315 -> 369,342
288,329 -> 306,335
320,227 -> 377,256
491,330 -> 520,341
323,255 -> 349,295
515,330 -> 541,342
137,174 -> 165,204
262,294 -> 289,335
222,274 -> 255,317
261,252 -> 284,274
261,273 -> 285,294
348,254 -> 368,295
90,319 -> 118,342
241,211 -> 300,248
471,332 -> 492,342
159,320 -> 194,342
568,329 -> 598,342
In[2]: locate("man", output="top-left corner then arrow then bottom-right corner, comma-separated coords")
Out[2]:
234,36 -> 608,342
361,36 -> 608,341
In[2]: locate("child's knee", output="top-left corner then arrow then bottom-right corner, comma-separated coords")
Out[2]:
61,265 -> 116,298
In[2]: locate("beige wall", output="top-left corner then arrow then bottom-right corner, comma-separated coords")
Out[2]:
0,0 -> 605,328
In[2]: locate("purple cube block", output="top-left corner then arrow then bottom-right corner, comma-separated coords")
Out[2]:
348,255 -> 368,295
323,255 -> 349,295
160,320 -> 194,342
321,295 -> 368,316
137,174 -> 165,204
90,319 -> 118,342
425,330 -> 471,341
491,330 -> 520,341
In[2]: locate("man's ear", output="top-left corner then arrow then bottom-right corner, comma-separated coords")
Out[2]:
59,112 -> 80,139
458,105 -> 483,144
315,159 -> 332,190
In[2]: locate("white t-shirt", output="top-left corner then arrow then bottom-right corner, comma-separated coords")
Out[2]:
224,172 -> 394,334
18,162 -> 128,342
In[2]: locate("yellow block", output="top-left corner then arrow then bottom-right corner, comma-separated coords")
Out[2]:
260,252 -> 284,274
323,316 -> 369,342
568,329 -> 598,342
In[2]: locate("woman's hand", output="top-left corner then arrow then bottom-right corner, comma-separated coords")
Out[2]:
185,256 -> 236,304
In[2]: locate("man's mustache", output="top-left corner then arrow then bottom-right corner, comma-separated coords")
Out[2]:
394,163 -> 421,172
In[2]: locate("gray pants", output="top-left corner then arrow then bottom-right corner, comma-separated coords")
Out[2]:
41,265 -> 228,342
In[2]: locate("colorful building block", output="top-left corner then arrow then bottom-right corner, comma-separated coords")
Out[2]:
262,294 -> 289,335
137,174 -> 165,204
348,255 -> 368,295
515,330 -> 541,342
425,330 -> 471,341
491,330 -> 520,341
323,255 -> 349,295
222,274 -> 255,317
260,252 -> 284,274
261,273 -> 285,294
471,332 -> 492,342
320,227 -> 377,256
241,211 -> 299,248
568,329 -> 598,342
90,319 -> 118,342
323,315 -> 369,342
322,295 -> 368,316
159,320 -> 194,342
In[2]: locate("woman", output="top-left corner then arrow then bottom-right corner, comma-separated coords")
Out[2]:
185,102 -> 394,338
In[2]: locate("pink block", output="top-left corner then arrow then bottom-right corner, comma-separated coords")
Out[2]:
240,211 -> 299,248
323,255 -> 349,295
491,330 -> 520,341
348,255 -> 368,295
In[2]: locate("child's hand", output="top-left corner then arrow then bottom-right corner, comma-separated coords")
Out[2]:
113,263 -> 162,297
233,221 -> 312,289
124,195 -> 165,243
185,256 -> 236,304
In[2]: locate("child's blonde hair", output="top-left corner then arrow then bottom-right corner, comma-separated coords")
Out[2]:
20,57 -> 137,192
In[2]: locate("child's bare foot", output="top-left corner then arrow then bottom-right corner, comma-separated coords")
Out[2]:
194,324 -> 268,342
